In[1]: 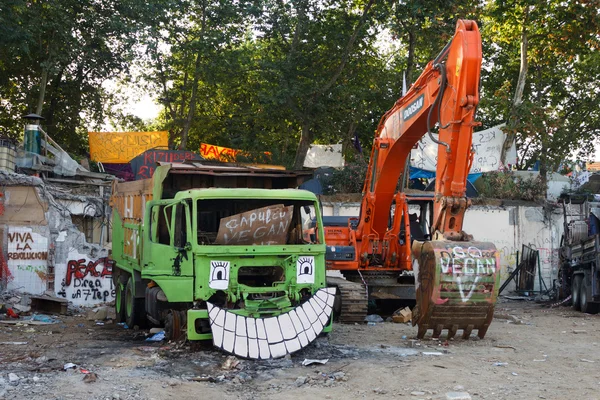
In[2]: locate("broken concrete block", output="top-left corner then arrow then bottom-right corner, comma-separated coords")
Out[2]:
87,306 -> 108,321
13,304 -> 31,313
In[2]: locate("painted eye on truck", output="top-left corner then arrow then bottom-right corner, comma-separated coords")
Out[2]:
209,260 -> 230,290
296,256 -> 315,284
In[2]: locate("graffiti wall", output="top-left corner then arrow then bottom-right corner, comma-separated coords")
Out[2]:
55,251 -> 115,306
6,226 -> 48,294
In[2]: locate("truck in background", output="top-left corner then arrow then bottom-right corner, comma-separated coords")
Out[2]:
559,194 -> 600,314
110,162 -> 334,359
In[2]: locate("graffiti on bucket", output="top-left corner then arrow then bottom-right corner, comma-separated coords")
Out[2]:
437,245 -> 498,303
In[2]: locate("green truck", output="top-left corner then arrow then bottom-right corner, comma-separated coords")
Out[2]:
110,163 -> 334,359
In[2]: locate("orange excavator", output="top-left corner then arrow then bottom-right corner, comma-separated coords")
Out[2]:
324,20 -> 501,339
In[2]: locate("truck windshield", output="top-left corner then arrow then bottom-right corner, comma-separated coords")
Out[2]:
196,198 -> 319,246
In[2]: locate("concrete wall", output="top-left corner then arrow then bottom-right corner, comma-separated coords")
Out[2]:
1,179 -> 114,306
322,201 -> 563,293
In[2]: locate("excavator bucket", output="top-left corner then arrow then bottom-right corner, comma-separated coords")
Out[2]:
412,240 -> 501,339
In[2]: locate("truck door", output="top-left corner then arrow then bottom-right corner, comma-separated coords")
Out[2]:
145,200 -> 194,300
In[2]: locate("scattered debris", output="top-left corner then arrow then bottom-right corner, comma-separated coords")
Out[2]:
411,391 -> 426,396
8,373 -> 20,384
63,363 -> 77,370
332,371 -> 346,381
302,358 -> 329,366
87,306 -> 108,321
221,356 -> 241,370
364,314 -> 384,323
422,352 -> 443,356
83,373 -> 98,383
446,392 -> 472,400
149,327 -> 164,334
145,331 -> 165,342
295,376 -> 308,387
493,362 -> 508,366
573,330 -> 587,334
373,388 -> 388,395
0,341 -> 28,345
191,376 -> 216,383
494,345 -> 517,352
580,359 -> 595,363
511,372 -> 518,376
392,307 -> 412,323
13,304 -> 31,313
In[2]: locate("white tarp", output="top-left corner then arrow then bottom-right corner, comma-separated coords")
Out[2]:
303,144 -> 344,169
410,124 -> 517,173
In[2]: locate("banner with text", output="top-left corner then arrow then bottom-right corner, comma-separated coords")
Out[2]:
89,131 -> 169,163
410,124 -> 517,173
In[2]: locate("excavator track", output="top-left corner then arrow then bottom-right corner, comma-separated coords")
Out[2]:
327,277 -> 368,324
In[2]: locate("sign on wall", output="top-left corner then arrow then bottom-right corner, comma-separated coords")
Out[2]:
6,226 -> 48,294
410,124 -> 517,173
55,251 -> 115,306
88,131 -> 169,163
130,149 -> 203,180
200,143 -> 272,162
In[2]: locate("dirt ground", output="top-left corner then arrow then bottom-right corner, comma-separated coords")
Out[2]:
1,299 -> 599,400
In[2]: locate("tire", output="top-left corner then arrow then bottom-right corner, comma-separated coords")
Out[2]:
580,278 -> 599,314
125,278 -> 146,328
114,280 -> 126,323
572,275 -> 582,311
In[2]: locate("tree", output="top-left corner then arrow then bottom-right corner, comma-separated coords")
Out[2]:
0,0 -> 174,154
480,0 -> 600,178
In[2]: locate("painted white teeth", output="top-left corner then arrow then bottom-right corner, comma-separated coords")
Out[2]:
234,335 -> 248,358
269,342 -> 287,359
258,339 -> 270,359
278,314 -> 296,340
264,317 -> 283,344
224,312 -> 236,331
248,338 -> 259,359
256,318 -> 267,339
247,318 -> 257,339
223,330 -> 235,353
207,288 -> 334,359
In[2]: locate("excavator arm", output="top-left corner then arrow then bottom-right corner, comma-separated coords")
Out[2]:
358,19 -> 481,247
324,20 -> 501,339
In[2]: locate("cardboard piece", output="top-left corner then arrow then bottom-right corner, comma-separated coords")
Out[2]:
392,306 -> 412,323
215,205 -> 294,245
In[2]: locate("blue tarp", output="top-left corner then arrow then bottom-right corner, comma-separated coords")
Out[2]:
409,167 -> 482,184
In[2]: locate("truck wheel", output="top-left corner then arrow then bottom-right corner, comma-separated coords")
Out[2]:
115,281 -> 126,323
580,279 -> 599,314
572,275 -> 582,311
125,278 -> 144,328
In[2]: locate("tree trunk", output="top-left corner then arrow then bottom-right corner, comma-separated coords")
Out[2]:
293,122 -> 312,170
501,13 -> 529,165
179,52 -> 202,150
36,69 -> 48,115
179,0 -> 206,150
406,30 -> 416,86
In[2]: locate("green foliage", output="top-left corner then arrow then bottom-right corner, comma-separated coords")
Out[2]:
479,0 -> 600,171
0,0 -> 175,155
1,0 -> 599,171
323,158 -> 368,195
476,171 -> 547,201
